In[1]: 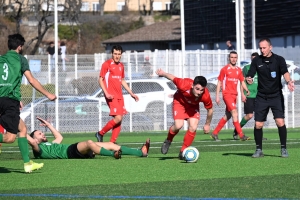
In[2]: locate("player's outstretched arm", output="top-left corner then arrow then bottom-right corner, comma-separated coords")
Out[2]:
155,68 -> 175,81
121,79 -> 139,102
24,71 -> 56,101
36,117 -> 63,144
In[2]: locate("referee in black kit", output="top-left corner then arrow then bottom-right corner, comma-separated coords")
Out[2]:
246,38 -> 295,158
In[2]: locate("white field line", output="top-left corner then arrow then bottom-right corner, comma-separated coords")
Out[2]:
2,140 -> 300,152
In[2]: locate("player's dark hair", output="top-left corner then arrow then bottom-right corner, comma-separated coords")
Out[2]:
8,34 -> 25,50
228,51 -> 237,58
193,76 -> 207,87
30,130 -> 38,138
259,38 -> 272,45
111,45 -> 123,54
251,52 -> 259,57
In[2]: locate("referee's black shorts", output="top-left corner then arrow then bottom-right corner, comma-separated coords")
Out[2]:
67,143 -> 95,159
254,91 -> 285,122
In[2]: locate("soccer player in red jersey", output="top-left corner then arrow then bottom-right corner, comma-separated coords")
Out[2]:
211,51 -> 250,141
95,45 -> 139,143
156,69 -> 213,160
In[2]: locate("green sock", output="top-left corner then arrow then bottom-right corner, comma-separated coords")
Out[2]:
240,118 -> 248,128
18,137 -> 30,163
99,147 -> 114,157
121,146 -> 142,157
0,134 -> 3,142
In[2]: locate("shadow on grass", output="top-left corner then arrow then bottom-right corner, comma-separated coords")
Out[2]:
222,152 -> 281,158
0,167 -> 24,174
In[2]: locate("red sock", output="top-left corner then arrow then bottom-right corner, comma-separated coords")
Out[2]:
100,119 -> 116,136
233,121 -> 244,137
0,124 -> 5,134
180,130 -> 196,152
213,118 -> 227,135
110,123 -> 121,143
167,126 -> 179,142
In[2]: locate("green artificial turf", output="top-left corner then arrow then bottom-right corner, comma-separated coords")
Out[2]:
1,128 -> 300,200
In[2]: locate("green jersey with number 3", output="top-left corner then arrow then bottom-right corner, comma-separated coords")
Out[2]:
243,64 -> 258,98
0,50 -> 30,101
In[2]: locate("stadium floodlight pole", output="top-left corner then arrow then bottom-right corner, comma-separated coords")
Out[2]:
180,0 -> 185,78
180,0 -> 187,131
54,0 -> 59,130
252,0 -> 257,50
235,0 -> 242,122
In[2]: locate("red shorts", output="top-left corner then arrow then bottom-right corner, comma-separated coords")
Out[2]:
223,94 -> 237,112
173,101 -> 200,120
106,98 -> 127,116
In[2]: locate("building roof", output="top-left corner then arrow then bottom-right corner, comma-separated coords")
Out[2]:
103,20 -> 181,44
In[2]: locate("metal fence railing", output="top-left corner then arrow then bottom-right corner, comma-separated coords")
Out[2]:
21,50 -> 300,133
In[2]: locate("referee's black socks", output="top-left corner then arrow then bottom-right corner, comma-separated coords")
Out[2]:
254,127 -> 263,150
278,125 -> 287,149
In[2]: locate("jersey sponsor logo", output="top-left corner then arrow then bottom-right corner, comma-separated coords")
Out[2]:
258,65 -> 263,68
227,77 -> 237,82
228,72 -> 232,74
112,75 -> 121,79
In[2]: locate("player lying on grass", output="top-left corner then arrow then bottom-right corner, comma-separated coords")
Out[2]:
28,117 -> 150,159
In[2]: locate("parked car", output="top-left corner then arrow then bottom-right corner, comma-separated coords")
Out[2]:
86,78 -> 177,121
21,97 -> 155,133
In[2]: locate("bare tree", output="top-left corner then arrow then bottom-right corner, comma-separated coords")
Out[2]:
149,0 -> 153,16
99,0 -> 105,16
24,0 -> 82,54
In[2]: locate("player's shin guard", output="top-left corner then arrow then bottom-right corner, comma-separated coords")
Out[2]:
180,130 -> 196,152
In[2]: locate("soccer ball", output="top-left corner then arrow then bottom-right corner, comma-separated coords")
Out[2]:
182,146 -> 199,163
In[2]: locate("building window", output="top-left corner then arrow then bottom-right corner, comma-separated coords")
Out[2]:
153,2 -> 162,11
81,2 -> 89,11
165,2 -> 171,10
117,2 -> 125,11
93,3 -> 100,11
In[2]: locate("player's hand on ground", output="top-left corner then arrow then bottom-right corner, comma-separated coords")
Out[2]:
203,124 -> 210,134
131,94 -> 139,102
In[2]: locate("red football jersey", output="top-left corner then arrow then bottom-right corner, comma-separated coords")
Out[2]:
173,77 -> 213,109
218,64 -> 244,95
99,59 -> 125,98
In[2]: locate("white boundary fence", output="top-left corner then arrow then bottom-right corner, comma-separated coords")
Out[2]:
21,49 -> 299,133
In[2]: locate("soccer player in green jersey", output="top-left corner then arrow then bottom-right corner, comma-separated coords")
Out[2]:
0,34 -> 56,173
28,117 -> 150,159
233,52 -> 266,140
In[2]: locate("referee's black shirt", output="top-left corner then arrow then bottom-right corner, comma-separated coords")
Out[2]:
247,53 -> 288,95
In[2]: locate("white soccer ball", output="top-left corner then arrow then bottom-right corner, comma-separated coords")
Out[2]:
182,146 -> 199,163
